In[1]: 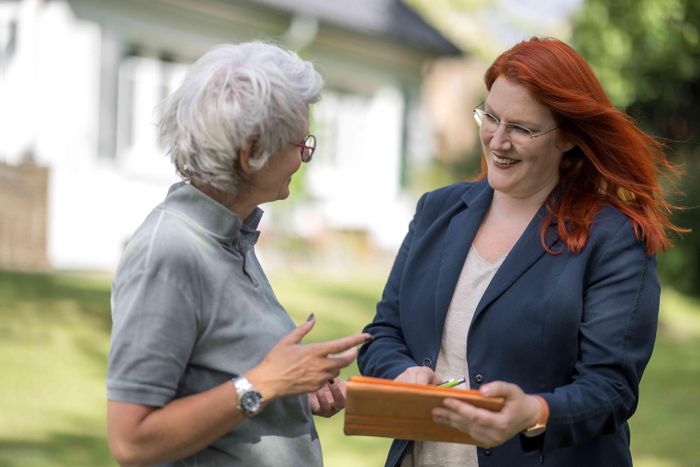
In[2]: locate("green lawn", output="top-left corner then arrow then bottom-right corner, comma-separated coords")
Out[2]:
0,268 -> 698,466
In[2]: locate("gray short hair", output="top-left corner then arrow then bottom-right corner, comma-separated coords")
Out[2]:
158,42 -> 323,193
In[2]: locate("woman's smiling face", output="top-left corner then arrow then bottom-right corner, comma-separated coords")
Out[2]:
481,76 -> 572,201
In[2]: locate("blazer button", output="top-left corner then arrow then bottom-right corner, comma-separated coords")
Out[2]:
422,357 -> 432,367
474,374 -> 484,384
484,448 -> 492,456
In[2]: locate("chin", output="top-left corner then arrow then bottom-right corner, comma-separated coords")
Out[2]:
486,171 -> 510,191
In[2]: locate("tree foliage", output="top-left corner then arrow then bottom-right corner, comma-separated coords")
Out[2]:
572,0 -> 700,296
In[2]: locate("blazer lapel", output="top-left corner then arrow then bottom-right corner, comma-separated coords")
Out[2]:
433,182 -> 493,340
472,205 -> 560,323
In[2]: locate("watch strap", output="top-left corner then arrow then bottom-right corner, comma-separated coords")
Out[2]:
232,375 -> 263,416
233,374 -> 254,393
522,395 -> 548,437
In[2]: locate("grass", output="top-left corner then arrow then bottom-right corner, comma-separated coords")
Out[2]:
629,288 -> 700,467
0,267 -> 698,466
267,268 -> 394,466
0,271 -> 114,466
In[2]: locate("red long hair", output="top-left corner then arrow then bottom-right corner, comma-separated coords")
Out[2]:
483,37 -> 683,255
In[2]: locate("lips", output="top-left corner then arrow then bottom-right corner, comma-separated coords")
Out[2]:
492,153 -> 520,166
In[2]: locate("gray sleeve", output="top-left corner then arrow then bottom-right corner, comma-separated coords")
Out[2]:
107,270 -> 199,407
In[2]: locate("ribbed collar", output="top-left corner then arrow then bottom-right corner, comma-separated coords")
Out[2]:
161,182 -> 263,246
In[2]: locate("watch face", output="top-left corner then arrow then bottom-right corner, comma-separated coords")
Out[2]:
523,425 -> 546,438
240,390 -> 262,416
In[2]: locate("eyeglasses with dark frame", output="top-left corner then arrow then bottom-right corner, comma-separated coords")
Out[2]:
473,105 -> 557,144
289,134 -> 317,163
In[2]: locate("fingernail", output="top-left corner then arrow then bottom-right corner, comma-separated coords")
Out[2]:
306,313 -> 315,322
363,334 -> 374,343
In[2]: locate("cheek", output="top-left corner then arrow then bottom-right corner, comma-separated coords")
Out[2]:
543,150 -> 564,169
273,154 -> 299,183
479,132 -> 492,149
276,163 -> 299,188
289,158 -> 302,176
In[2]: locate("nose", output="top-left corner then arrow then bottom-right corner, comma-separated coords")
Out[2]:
488,124 -> 511,151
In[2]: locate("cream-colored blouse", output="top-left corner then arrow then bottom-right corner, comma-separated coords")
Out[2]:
401,246 -> 505,467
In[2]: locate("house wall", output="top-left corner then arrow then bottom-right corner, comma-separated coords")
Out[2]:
0,0 -> 442,271
1,0 -> 181,270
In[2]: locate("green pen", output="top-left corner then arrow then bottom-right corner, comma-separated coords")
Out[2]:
439,377 -> 466,388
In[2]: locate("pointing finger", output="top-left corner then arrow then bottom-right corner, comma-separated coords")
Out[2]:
311,333 -> 372,356
278,316 -> 316,346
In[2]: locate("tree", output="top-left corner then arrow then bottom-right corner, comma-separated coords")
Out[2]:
572,0 -> 700,296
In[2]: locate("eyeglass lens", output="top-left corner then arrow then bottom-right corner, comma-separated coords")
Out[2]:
476,109 -> 532,137
301,135 -> 316,162
474,108 -> 556,143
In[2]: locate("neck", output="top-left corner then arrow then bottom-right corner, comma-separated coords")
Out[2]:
193,182 -> 256,221
490,184 -> 555,223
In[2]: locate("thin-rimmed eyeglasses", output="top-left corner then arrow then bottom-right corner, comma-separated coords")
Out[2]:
289,134 -> 317,163
473,106 -> 557,144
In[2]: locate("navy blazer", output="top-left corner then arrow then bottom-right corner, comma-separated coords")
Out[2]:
358,179 -> 660,466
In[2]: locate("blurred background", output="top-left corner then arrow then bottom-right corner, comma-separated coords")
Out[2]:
0,0 -> 697,466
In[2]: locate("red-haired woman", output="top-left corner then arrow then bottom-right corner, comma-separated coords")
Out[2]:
358,37 -> 683,466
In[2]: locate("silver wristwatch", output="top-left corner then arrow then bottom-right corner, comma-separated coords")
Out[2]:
232,375 -> 263,417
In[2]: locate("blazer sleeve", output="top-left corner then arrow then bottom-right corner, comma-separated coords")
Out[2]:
357,193 -> 429,380
536,215 -> 660,453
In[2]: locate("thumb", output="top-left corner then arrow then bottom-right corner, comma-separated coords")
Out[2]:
279,315 -> 316,346
415,369 -> 437,386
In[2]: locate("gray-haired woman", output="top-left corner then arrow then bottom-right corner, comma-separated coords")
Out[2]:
106,42 -> 370,467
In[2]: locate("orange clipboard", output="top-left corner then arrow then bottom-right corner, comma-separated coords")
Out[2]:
344,375 -> 504,444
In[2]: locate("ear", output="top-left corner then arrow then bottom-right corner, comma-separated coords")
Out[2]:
238,137 -> 258,175
556,133 -> 575,153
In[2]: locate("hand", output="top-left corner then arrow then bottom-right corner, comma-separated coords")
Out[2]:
308,377 -> 347,417
432,381 -> 542,447
395,366 -> 441,385
247,317 -> 371,401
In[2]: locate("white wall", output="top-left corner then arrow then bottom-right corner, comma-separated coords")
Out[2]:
306,86 -> 412,248
1,0 -> 179,270
1,0 -> 426,270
